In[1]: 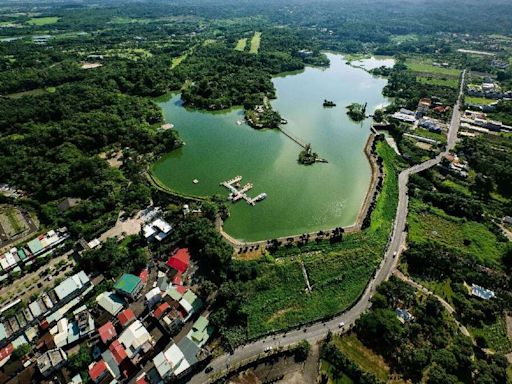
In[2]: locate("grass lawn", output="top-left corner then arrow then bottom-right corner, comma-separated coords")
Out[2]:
470,315 -> 512,354
242,142 -> 403,338
5,207 -> 22,233
333,334 -> 390,381
234,38 -> 247,51
406,60 -> 461,77
465,96 -> 497,105
408,199 -> 505,267
417,76 -> 459,89
414,127 -> 447,143
249,31 -> 261,54
27,16 -> 60,25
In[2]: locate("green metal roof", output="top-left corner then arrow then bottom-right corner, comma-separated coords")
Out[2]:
27,238 -> 43,254
17,249 -> 27,260
193,316 -> 209,333
114,274 -> 141,295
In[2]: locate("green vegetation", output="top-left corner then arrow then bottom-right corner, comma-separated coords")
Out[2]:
470,315 -> 512,354
353,278 -> 509,383
346,102 -> 367,122
465,96 -> 497,105
27,16 -> 60,25
78,236 -> 148,279
234,38 -> 247,51
332,334 -> 390,381
408,199 -> 505,266
417,76 -> 459,89
249,31 -> 261,54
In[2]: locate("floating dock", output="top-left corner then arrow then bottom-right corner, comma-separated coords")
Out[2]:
220,176 -> 266,206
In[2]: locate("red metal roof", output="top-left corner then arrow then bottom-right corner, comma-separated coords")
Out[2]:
136,375 -> 148,384
89,360 -> 108,381
172,271 -> 183,286
98,321 -> 117,344
117,308 -> 135,327
0,344 -> 13,361
109,340 -> 128,365
165,248 -> 190,273
153,302 -> 170,319
139,268 -> 149,283
176,285 -> 187,295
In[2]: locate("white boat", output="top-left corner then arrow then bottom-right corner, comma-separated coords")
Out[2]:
236,120 -> 243,125
193,179 -> 199,184
255,193 -> 267,201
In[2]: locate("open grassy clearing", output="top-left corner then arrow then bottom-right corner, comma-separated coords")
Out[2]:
470,315 -> 512,354
234,38 -> 247,51
171,53 -> 188,69
417,76 -> 459,89
406,59 -> 461,77
408,199 -> 505,267
249,31 -> 261,54
242,142 -> 403,338
27,16 -> 60,25
333,334 -> 390,381
465,96 -> 497,105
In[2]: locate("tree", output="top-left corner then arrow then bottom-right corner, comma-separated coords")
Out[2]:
294,340 -> 310,362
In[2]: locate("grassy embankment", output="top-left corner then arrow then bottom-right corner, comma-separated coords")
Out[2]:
242,141 -> 404,338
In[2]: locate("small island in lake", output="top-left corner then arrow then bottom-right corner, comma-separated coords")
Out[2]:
346,102 -> 367,121
323,99 -> 336,107
298,143 -> 328,165
245,98 -> 282,129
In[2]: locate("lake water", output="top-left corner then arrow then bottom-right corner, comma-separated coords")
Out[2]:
153,53 -> 392,241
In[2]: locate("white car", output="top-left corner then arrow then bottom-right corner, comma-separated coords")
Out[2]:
264,346 -> 273,352
338,321 -> 345,328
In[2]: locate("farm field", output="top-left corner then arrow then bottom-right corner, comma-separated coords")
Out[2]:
408,199 -> 505,267
249,31 -> 261,54
234,38 -> 247,51
242,142 -> 403,338
27,16 -> 60,25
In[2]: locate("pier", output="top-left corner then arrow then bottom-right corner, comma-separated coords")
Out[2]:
220,176 -> 267,206
278,126 -> 307,149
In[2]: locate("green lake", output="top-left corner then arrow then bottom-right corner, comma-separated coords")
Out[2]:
153,53 -> 393,241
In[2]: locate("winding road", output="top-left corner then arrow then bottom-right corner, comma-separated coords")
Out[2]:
188,70 -> 466,384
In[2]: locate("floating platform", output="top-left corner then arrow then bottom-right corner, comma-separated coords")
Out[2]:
220,176 -> 267,206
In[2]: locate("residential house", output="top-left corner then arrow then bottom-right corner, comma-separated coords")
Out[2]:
118,320 -> 154,363
96,292 -> 124,317
166,248 -> 190,274
98,322 -> 117,344
471,284 -> 495,300
37,348 -> 67,378
117,308 -> 136,328
114,274 -> 143,300
88,360 -> 113,383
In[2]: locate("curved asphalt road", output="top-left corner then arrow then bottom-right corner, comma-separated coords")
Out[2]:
189,70 -> 466,384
